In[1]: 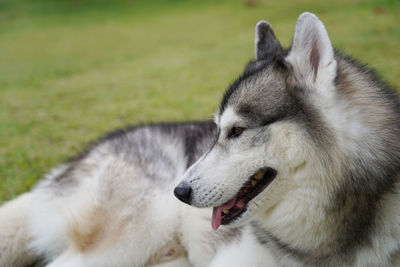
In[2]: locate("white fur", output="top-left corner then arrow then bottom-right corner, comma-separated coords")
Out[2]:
184,105 -> 311,231
0,193 -> 36,267
285,13 -> 377,160
285,12 -> 337,96
149,257 -> 192,267
1,11 -> 398,267
186,107 -> 259,208
209,226 -> 277,267
27,146 -> 195,266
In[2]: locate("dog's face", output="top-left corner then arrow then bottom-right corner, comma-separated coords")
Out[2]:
175,13 -> 338,230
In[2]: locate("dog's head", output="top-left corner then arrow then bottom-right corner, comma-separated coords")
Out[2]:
175,13 -> 338,230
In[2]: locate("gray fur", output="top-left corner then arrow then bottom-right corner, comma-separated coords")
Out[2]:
43,121 -> 217,191
0,12 -> 399,267
213,13 -> 400,266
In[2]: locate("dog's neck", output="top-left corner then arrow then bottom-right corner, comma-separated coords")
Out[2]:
252,170 -> 400,266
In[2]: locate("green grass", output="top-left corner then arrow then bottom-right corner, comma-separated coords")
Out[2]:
0,0 -> 399,203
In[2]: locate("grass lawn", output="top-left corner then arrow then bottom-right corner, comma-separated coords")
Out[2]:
0,0 -> 399,203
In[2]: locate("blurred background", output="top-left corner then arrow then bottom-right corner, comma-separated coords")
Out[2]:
0,0 -> 399,203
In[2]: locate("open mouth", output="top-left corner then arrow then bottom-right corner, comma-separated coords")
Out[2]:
211,167 -> 277,230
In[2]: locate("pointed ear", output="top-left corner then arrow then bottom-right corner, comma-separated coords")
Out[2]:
286,12 -> 337,89
255,20 -> 283,60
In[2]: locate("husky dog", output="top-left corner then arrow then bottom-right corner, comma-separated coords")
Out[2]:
1,12 -> 399,267
175,12 -> 400,266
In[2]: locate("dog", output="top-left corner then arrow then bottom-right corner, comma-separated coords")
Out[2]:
1,12 -> 399,267
175,12 -> 400,266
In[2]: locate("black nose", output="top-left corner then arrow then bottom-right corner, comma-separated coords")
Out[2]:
174,182 -> 192,204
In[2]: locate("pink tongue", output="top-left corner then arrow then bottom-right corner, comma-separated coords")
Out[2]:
211,198 -> 237,231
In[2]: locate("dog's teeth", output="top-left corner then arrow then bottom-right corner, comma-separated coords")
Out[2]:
222,209 -> 229,214
255,171 -> 264,180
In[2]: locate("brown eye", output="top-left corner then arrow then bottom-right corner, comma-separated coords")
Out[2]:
227,127 -> 245,139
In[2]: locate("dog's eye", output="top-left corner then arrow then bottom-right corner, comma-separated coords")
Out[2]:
227,127 -> 245,139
